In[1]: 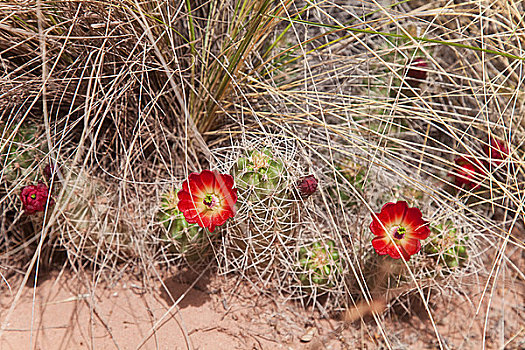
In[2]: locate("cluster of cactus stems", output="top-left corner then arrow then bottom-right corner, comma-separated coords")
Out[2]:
227,148 -> 299,275
298,240 -> 342,289
158,189 -> 213,262
1,122 -> 134,263
54,169 -> 134,262
424,221 -> 468,269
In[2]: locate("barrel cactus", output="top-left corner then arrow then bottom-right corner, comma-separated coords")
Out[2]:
425,221 -> 468,269
158,188 -> 213,262
298,240 -> 342,289
227,148 -> 298,277
55,169 -> 133,262
234,148 -> 286,200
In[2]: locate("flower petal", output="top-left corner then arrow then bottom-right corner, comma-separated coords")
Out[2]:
214,207 -> 235,227
220,188 -> 238,210
178,205 -> 200,222
386,243 -> 404,259
217,173 -> 234,190
199,170 -> 216,193
400,237 -> 422,257
188,174 -> 207,195
410,224 -> 430,240
372,236 -> 391,256
377,201 -> 408,227
402,207 -> 429,239
369,218 -> 387,237
199,212 -> 213,229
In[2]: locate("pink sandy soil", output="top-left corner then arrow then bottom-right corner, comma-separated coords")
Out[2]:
0,266 -> 523,349
0,270 -> 338,349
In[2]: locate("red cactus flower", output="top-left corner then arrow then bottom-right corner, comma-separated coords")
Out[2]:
20,183 -> 55,214
177,170 -> 237,232
483,138 -> 508,165
407,58 -> 428,86
297,175 -> 318,198
370,201 -> 430,260
450,157 -> 485,189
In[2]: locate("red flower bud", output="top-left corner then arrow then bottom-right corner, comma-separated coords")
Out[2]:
297,175 -> 318,198
407,58 -> 428,85
483,138 -> 508,165
44,163 -> 55,181
20,183 -> 55,214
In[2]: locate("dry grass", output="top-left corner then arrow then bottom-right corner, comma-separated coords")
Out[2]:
1,0 -> 524,348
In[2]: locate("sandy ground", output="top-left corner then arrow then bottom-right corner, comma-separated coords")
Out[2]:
0,269 -> 339,350
0,265 -> 523,350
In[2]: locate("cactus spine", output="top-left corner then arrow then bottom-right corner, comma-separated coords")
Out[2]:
56,169 -> 133,262
425,221 -> 468,269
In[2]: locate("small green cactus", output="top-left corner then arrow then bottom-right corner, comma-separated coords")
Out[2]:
425,221 -> 468,268
298,240 -> 342,288
158,189 -> 211,261
1,123 -> 43,183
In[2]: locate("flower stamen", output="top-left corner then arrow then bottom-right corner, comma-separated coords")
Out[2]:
393,226 -> 406,240
203,193 -> 219,209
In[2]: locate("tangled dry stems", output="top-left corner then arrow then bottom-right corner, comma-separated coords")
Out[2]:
1,0 -> 524,347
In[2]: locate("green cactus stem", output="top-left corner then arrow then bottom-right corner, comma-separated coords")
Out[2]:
158,189 -> 211,261
298,239 -> 342,288
1,123 -> 44,183
228,148 -> 297,275
424,221 -> 468,268
234,148 -> 286,199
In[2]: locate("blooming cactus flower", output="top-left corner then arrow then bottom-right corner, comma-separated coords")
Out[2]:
177,170 -> 237,232
450,157 -> 485,189
370,201 -> 430,260
20,183 -> 55,214
297,175 -> 318,198
483,138 -> 508,165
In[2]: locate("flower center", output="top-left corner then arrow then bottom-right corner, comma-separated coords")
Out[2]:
392,226 -> 406,240
251,152 -> 270,170
30,194 -> 36,200
203,193 -> 219,209
314,250 -> 328,266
